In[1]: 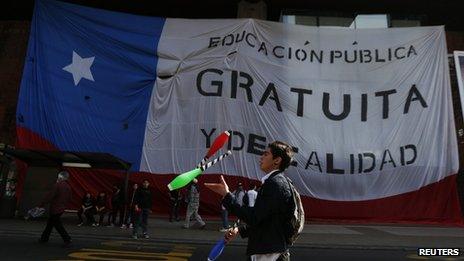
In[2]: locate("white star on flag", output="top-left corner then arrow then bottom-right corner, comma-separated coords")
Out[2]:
63,51 -> 95,86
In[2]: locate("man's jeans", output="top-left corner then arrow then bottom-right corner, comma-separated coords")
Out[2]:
133,208 -> 149,236
221,208 -> 229,228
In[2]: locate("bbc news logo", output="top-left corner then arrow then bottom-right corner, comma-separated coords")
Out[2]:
417,248 -> 460,256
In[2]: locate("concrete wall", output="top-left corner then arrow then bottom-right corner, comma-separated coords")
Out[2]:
0,21 -> 29,145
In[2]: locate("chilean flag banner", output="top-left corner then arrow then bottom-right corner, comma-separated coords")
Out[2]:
17,0 -> 462,224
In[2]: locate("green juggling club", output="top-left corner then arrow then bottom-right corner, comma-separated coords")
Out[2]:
167,150 -> 232,191
167,168 -> 202,191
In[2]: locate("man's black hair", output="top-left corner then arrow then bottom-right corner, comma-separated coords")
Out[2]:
268,141 -> 294,171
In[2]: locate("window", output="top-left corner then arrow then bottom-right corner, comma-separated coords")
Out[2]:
349,14 -> 388,29
280,11 -> 422,28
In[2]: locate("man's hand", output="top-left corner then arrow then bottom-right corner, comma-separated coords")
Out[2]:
224,227 -> 239,243
204,175 -> 230,197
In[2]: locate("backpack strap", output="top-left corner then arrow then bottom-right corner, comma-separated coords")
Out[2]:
283,176 -> 295,207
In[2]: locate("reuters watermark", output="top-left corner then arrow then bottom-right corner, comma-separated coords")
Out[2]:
417,248 -> 461,257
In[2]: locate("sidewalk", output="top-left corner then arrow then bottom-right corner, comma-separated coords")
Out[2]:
0,214 -> 463,251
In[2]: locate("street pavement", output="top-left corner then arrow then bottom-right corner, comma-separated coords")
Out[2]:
0,213 -> 463,260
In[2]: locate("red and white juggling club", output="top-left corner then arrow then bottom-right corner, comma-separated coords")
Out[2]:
199,150 -> 232,171
167,151 -> 232,191
197,130 -> 230,168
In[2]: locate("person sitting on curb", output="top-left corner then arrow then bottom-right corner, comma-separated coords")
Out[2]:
77,191 -> 95,226
94,191 -> 108,226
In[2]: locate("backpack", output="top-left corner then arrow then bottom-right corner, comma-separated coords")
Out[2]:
283,177 -> 305,246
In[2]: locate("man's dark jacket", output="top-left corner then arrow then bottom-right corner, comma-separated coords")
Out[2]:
222,171 -> 292,256
134,187 -> 152,209
111,189 -> 124,207
42,180 -> 72,215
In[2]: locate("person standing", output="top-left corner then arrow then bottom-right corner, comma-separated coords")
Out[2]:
132,179 -> 152,239
205,141 -> 295,261
246,185 -> 258,207
219,204 -> 229,232
122,183 -> 138,229
233,183 -> 246,206
108,184 -> 124,227
169,189 -> 181,222
183,178 -> 206,229
38,171 -> 72,247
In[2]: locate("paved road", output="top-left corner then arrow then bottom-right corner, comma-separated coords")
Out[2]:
0,230 -> 451,261
1,216 -> 463,260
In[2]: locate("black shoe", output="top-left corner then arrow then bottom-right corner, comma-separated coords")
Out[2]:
38,238 -> 48,244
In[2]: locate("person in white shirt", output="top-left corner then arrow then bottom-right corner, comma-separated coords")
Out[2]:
233,183 -> 246,206
246,185 -> 258,207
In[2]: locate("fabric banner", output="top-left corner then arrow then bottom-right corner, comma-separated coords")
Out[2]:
454,51 -> 464,121
16,0 -> 462,223
143,20 -> 458,202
